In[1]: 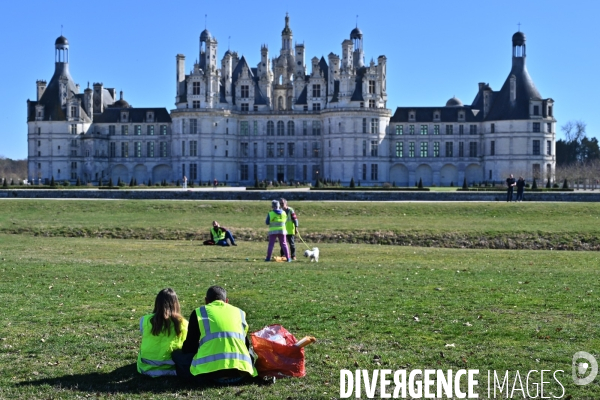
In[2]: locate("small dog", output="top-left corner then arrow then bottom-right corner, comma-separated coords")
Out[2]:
304,247 -> 320,262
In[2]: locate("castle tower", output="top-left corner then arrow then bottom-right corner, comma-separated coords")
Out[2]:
281,13 -> 293,55
350,27 -> 364,68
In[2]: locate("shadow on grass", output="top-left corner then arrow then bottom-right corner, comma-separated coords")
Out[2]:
18,363 -> 258,395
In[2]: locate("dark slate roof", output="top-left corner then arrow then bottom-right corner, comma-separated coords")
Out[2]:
253,81 -> 267,105
295,85 -> 308,105
28,63 -> 78,122
55,36 -> 68,45
390,106 -> 483,123
319,57 -> 329,99
93,108 -> 172,123
200,29 -> 212,42
485,57 -> 542,121
350,67 -> 366,102
350,27 -> 363,40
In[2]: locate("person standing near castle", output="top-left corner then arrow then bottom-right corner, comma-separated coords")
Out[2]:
265,200 -> 291,262
279,198 -> 299,260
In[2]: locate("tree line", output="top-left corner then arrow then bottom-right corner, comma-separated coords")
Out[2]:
555,121 -> 600,190
0,157 -> 27,182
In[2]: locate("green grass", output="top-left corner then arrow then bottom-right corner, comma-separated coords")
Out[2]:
1,200 -> 600,250
1,200 -> 600,399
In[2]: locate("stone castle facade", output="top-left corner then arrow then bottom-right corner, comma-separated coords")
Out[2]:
27,15 -> 555,186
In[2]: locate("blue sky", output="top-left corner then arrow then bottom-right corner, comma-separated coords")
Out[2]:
1,0 -> 598,159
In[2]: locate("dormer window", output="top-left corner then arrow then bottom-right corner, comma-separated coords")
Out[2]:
459,113 -> 464,120
121,113 -> 128,122
70,106 -> 78,118
548,106 -> 553,117
434,114 -> 439,119
533,105 -> 539,116
147,112 -> 154,122
409,113 -> 415,121
241,85 -> 249,98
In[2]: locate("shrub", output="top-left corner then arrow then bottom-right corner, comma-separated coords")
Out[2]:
118,180 -> 127,187
392,181 -> 396,187
553,183 -> 559,188
450,181 -> 454,187
50,176 -> 56,187
133,178 -> 137,186
62,180 -> 70,187
147,179 -> 152,187
2,178 -> 7,188
562,179 -> 569,189
98,177 -> 103,187
10,179 -> 15,186
462,178 -> 467,190
383,182 -> 391,188
546,178 -> 551,189
532,178 -> 538,190
357,180 -> 361,187
108,178 -> 114,188
254,178 -> 259,188
418,178 -> 423,189
76,177 -> 81,187
350,177 -> 355,188
129,178 -> 134,187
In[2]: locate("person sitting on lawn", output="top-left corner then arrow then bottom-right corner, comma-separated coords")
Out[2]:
204,221 -> 237,246
137,288 -> 189,377
171,285 -> 257,383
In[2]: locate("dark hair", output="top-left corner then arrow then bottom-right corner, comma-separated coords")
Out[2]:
206,285 -> 227,303
150,288 -> 184,337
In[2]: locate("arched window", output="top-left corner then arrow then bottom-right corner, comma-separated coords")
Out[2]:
287,121 -> 295,136
267,121 -> 274,136
277,121 -> 285,136
278,96 -> 284,110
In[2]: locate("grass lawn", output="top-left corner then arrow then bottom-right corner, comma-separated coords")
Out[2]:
1,200 -> 600,399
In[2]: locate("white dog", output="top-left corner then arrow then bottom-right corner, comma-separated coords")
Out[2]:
304,247 -> 320,262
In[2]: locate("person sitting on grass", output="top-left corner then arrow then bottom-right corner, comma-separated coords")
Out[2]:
171,286 -> 257,384
137,288 -> 189,377
203,221 -> 237,246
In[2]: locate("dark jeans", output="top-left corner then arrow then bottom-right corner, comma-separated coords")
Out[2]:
506,187 -> 514,202
280,234 -> 296,258
516,189 -> 524,201
171,349 -> 247,384
217,231 -> 236,246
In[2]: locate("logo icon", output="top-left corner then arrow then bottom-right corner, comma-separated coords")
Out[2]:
572,351 -> 598,386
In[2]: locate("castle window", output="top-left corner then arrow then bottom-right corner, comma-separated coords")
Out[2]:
469,142 -> 478,157
148,125 -> 154,135
362,140 -> 367,156
267,121 -> 275,136
109,125 -> 115,135
240,164 -> 249,181
459,142 -> 464,157
395,142 -> 403,157
266,165 -> 275,180
190,164 -> 198,180
490,123 -> 495,133
277,143 -> 285,157
445,125 -> 453,135
533,105 -> 539,115
134,142 -> 142,158
469,125 -> 477,135
445,142 -> 453,157
277,121 -> 285,136
240,121 -> 249,136
189,141 -> 197,157
122,125 -> 128,135
287,121 -> 295,136
409,142 -> 415,158
312,121 -> 321,135
147,113 -> 153,122
190,119 -> 198,134
110,142 -> 116,157
395,125 -> 403,135
288,143 -> 295,157
181,141 -> 186,156
533,123 -> 541,132
160,142 -> 168,157
240,142 -> 248,157
37,140 -> 40,147
360,102 -> 364,108
160,125 -> 167,135
370,119 -> 379,134
491,140 -> 495,156
38,128 -> 41,135
409,125 -> 415,135
433,142 -> 440,157
312,103 -> 321,111
548,106 -> 553,117
434,125 -> 440,135
266,143 -> 274,157
420,142 -> 428,157
312,142 -> 320,157
370,140 -> 378,157
70,106 -> 77,118
192,82 -> 200,95
147,142 -> 154,157
303,105 -> 308,111
70,124 -> 77,135
547,123 -> 552,133
241,85 -> 249,98
371,164 -> 378,180
121,113 -> 128,122
533,140 -> 541,155
369,100 -> 376,108
420,125 -> 428,135
312,85 -> 321,97
135,125 -> 141,135
241,103 -> 249,111
362,164 -> 367,180
458,125 -> 464,135
193,101 -> 200,108
547,141 -> 552,156
362,118 -> 367,134
369,80 -> 376,94
121,142 -> 129,158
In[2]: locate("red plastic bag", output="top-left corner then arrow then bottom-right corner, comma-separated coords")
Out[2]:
250,324 -> 305,378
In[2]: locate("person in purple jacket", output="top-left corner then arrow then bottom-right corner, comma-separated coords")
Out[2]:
265,200 -> 291,262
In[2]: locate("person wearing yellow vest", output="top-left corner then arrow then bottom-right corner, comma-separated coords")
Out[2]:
203,220 -> 237,246
171,286 -> 257,384
137,288 -> 189,377
265,200 -> 291,262
278,198 -> 299,260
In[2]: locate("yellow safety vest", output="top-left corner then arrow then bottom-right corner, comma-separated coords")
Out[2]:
268,210 -> 287,235
137,314 -> 189,377
190,301 -> 256,377
211,227 -> 226,241
284,207 -> 296,235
